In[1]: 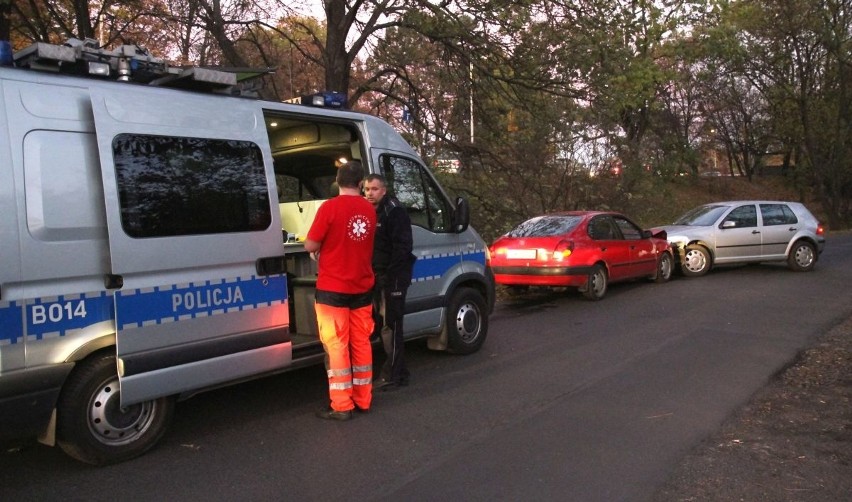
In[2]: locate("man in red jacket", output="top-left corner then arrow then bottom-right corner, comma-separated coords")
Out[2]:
305,160 -> 377,420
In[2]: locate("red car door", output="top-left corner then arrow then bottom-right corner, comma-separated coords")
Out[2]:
613,215 -> 657,278
586,215 -> 632,281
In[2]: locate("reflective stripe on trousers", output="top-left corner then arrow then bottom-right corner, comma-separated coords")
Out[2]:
315,302 -> 374,411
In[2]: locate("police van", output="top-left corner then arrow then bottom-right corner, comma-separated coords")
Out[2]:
0,39 -> 495,464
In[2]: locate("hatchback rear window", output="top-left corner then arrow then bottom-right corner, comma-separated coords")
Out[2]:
507,215 -> 582,237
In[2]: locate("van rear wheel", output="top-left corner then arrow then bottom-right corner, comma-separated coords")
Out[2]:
445,287 -> 488,355
56,353 -> 174,465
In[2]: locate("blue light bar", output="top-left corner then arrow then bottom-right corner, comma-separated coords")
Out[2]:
302,91 -> 347,108
0,41 -> 12,66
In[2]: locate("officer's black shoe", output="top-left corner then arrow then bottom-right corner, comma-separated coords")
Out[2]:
316,408 -> 353,421
380,381 -> 408,392
373,377 -> 392,389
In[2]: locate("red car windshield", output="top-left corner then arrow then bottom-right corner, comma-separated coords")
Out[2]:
507,215 -> 583,237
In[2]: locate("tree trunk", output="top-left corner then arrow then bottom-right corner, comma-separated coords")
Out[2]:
73,0 -> 93,40
324,0 -> 350,104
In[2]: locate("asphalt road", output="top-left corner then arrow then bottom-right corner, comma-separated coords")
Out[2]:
3,233 -> 852,502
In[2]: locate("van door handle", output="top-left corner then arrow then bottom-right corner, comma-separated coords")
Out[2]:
105,274 -> 124,290
751,230 -> 761,234
257,255 -> 287,276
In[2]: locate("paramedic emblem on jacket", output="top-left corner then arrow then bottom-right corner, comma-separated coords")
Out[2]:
348,215 -> 371,241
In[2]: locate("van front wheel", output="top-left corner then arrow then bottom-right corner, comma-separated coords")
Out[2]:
56,353 -> 175,465
444,287 -> 488,355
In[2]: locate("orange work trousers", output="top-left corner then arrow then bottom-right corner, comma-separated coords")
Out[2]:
314,302 -> 374,412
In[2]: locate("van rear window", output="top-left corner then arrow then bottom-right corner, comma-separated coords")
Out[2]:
112,134 -> 271,238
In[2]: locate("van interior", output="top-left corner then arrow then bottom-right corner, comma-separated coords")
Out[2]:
264,113 -> 364,348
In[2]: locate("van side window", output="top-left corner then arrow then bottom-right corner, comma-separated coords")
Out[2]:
380,155 -> 450,232
112,134 -> 271,238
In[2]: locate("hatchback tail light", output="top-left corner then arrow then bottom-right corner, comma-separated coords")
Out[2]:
552,240 -> 573,261
816,224 -> 825,236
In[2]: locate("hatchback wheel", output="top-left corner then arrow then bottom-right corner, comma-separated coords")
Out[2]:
654,252 -> 674,283
681,245 -> 710,277
787,240 -> 816,272
581,265 -> 608,300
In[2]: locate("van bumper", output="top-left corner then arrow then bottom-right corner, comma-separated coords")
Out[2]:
0,363 -> 74,442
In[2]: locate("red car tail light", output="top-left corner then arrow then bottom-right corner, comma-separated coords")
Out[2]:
816,224 -> 825,236
552,240 -> 573,261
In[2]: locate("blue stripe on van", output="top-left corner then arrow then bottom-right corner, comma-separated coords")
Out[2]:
116,274 -> 287,330
464,250 -> 487,265
0,301 -> 24,344
412,250 -> 486,282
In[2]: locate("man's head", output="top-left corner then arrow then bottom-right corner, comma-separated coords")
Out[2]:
336,159 -> 365,189
363,174 -> 387,207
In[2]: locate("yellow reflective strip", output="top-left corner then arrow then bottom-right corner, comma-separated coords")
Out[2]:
329,382 -> 352,390
352,364 -> 372,373
352,377 -> 372,386
327,368 -> 352,377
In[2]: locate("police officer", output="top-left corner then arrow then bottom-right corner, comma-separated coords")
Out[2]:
363,174 -> 416,391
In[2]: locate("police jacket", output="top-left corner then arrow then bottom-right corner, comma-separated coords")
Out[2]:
373,195 -> 416,289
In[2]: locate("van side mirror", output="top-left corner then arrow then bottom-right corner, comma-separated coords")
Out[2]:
453,197 -> 470,233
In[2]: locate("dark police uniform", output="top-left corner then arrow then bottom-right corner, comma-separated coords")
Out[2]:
372,195 -> 416,389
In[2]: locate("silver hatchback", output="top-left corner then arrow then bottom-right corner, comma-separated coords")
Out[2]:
654,200 -> 826,277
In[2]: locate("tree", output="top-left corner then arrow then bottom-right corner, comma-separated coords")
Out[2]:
714,0 -> 852,227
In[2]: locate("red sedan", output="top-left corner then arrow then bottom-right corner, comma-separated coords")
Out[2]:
489,211 -> 673,300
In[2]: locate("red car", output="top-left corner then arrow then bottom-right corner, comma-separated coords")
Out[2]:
489,211 -> 673,300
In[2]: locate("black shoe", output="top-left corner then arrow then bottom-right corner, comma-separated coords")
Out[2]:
316,408 -> 353,421
381,381 -> 407,392
354,406 -> 370,414
373,378 -> 392,389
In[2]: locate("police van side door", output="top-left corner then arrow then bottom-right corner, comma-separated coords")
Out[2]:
89,87 -> 290,406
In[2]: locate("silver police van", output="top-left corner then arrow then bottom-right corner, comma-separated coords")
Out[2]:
0,39 -> 494,464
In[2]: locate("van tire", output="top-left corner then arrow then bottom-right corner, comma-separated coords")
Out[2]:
444,287 -> 488,355
56,353 -> 175,465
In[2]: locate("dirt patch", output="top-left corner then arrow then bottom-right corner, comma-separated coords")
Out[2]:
654,316 -> 852,501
